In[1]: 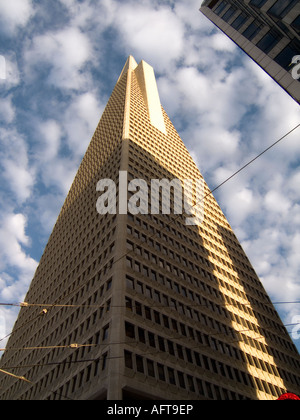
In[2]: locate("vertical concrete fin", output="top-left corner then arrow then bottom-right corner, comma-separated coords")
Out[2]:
121,56 -> 137,140
118,55 -> 138,83
134,60 -> 167,135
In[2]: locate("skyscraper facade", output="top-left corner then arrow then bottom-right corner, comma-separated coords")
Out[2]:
0,57 -> 299,400
200,0 -> 300,104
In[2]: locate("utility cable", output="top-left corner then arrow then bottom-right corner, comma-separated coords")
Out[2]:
0,309 -> 48,344
0,343 -> 96,352
1,299 -> 300,309
0,368 -> 31,383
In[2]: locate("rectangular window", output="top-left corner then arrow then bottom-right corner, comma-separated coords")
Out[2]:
215,0 -> 227,16
256,30 -> 282,54
222,6 -> 236,22
249,0 -> 267,6
125,322 -> 135,339
145,286 -> 152,298
168,368 -> 176,385
242,21 -> 261,40
148,332 -> 156,348
157,364 -> 166,381
158,336 -> 165,352
106,278 -> 112,290
135,301 -> 142,316
125,351 -> 133,369
291,15 -> 300,32
187,375 -> 195,392
177,372 -> 186,388
138,327 -> 146,344
125,297 -> 132,312
231,13 -> 248,30
167,340 -> 175,355
136,355 -> 144,373
145,306 -> 152,320
207,0 -> 219,9
102,353 -> 108,371
103,325 -> 109,341
147,359 -> 155,377
267,0 -> 298,19
136,282 -> 143,294
163,315 -> 169,328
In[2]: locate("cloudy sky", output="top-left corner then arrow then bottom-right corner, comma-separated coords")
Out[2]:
0,0 -> 299,353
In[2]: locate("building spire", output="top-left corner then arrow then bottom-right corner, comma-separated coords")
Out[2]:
119,55 -> 166,135
117,55 -> 138,83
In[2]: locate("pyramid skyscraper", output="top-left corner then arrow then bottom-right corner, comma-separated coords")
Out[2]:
0,56 -> 299,400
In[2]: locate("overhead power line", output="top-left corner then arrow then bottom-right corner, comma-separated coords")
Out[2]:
1,299 -> 300,310
205,123 -> 300,200
0,368 -> 31,384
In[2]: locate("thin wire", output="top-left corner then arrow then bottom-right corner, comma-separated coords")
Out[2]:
1,298 -> 300,310
0,368 -> 31,383
0,310 -> 48,344
1,320 -> 299,391
2,324 -> 299,372
205,123 -> 300,200
1,319 -> 299,365
17,300 -> 300,307
0,343 -> 96,352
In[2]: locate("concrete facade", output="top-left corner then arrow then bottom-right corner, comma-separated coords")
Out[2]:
0,57 -> 299,400
200,0 -> 300,104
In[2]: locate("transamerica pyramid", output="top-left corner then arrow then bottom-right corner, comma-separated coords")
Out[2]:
0,56 -> 299,400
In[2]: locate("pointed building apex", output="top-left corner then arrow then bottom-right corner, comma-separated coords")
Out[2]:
117,55 -> 138,83
118,55 -> 166,135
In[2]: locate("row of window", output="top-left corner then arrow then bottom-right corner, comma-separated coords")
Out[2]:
216,0 -> 298,21
7,320 -> 111,401
126,268 -> 300,370
125,350 -> 251,400
124,294 -> 300,387
125,295 -> 238,357
11,250 -> 114,358
128,213 -> 270,300
125,241 -> 297,355
47,353 -> 107,400
215,0 -> 300,72
26,212 -> 117,314
124,321 -> 285,398
4,226 -> 116,367
128,144 -> 200,190
3,292 -> 112,386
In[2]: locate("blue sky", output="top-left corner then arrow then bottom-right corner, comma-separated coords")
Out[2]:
0,0 -> 300,355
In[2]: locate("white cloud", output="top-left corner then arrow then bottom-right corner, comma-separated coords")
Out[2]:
0,0 -> 34,35
264,190 -> 291,215
115,2 -> 185,72
38,120 -> 62,161
210,32 -> 237,52
40,156 -> 77,196
0,128 -> 35,203
63,92 -> 104,157
24,27 -> 93,90
0,52 -> 20,89
0,213 -> 37,275
0,96 -> 15,123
